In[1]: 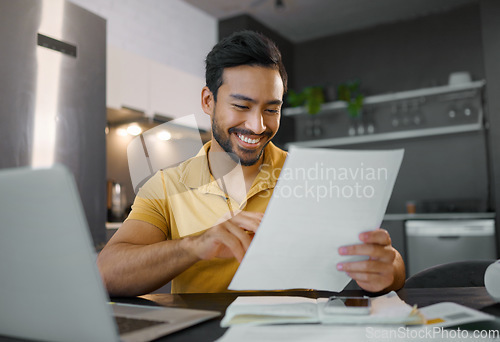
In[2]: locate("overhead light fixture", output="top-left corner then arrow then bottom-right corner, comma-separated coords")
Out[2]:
126,124 -> 142,136
116,128 -> 128,137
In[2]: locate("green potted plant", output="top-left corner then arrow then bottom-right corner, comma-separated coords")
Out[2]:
337,81 -> 364,118
287,86 -> 325,115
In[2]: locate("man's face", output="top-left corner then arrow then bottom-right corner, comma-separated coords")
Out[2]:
205,65 -> 284,166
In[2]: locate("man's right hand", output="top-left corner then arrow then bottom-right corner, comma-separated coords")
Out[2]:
181,211 -> 263,263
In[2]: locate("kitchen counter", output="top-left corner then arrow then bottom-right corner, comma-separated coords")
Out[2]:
383,212 -> 496,221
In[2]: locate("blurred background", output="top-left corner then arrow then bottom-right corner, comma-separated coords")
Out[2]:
0,0 -> 499,276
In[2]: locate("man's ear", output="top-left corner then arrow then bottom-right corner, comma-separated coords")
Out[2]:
201,86 -> 214,116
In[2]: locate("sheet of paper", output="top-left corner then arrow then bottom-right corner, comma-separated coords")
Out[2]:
225,296 -> 318,319
220,296 -> 319,327
217,324 -> 499,342
419,302 -> 495,327
229,147 -> 404,292
216,325 -> 370,342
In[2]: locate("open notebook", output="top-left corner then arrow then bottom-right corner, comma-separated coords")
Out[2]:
0,165 -> 219,342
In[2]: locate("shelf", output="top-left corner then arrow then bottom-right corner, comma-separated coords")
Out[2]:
284,80 -> 485,148
286,121 -> 483,148
283,80 -> 485,117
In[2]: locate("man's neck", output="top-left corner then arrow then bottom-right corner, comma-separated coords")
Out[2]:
208,139 -> 264,202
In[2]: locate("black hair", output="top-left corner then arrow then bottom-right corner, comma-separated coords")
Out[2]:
205,30 -> 288,101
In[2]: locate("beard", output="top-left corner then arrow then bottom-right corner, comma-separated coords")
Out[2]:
211,111 -> 273,166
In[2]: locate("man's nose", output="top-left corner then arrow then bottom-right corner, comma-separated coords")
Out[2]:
245,111 -> 266,135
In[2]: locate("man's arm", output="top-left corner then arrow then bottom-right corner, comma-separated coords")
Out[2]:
97,212 -> 263,297
336,229 -> 406,293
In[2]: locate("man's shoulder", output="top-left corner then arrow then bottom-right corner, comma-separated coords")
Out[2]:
266,142 -> 288,168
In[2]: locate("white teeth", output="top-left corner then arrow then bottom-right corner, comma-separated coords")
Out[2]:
237,134 -> 260,144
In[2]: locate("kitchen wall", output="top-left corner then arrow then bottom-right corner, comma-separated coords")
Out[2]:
480,0 -> 500,254
219,14 -> 295,92
69,0 -> 217,77
292,1 -> 498,255
291,4 -> 497,261
293,3 -> 484,95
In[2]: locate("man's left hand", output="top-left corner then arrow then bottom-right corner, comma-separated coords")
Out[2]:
336,229 -> 405,293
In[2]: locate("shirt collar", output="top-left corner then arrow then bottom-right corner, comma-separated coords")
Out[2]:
179,141 -> 285,196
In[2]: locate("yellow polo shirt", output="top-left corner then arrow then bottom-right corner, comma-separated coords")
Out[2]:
126,141 -> 287,293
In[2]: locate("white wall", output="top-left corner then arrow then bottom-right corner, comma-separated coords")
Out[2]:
69,0 -> 217,77
67,0 -> 217,212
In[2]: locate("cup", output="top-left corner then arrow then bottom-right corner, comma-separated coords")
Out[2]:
448,72 -> 472,86
485,260 -> 500,302
406,201 -> 417,214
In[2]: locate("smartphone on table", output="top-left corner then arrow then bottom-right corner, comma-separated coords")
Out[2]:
323,296 -> 371,315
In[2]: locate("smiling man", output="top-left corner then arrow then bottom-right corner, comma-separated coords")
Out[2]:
97,31 -> 405,296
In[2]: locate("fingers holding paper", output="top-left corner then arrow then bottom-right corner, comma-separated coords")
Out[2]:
183,211 -> 263,263
336,229 -> 406,293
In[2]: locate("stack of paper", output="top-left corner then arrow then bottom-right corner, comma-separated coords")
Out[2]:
221,292 -> 425,327
218,297 -> 496,342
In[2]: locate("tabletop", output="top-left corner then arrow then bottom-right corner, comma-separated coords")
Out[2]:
112,287 -> 500,342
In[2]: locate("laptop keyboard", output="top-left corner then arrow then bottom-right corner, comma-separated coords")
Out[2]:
115,316 -> 167,334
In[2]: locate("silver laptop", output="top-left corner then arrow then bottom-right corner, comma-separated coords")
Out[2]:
0,165 -> 220,342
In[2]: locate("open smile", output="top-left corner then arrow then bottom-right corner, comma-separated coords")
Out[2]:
236,133 -> 262,145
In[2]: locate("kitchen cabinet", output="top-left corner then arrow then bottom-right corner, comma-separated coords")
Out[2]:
149,59 -> 206,121
107,45 -> 149,113
107,45 -> 208,129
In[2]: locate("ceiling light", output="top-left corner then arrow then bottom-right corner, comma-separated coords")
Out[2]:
116,128 -> 128,137
157,130 -> 172,141
126,124 -> 142,136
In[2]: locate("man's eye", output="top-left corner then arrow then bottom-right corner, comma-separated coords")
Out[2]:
266,109 -> 280,114
233,104 -> 249,110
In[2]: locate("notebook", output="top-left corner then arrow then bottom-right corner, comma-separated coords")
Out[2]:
0,165 -> 220,342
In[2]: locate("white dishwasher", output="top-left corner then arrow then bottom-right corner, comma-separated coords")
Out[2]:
405,219 -> 497,276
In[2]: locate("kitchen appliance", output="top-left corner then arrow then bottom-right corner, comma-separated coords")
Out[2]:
405,219 -> 496,276
485,260 -> 500,302
0,0 -> 106,245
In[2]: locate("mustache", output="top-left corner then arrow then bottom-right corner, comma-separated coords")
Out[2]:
228,127 -> 273,138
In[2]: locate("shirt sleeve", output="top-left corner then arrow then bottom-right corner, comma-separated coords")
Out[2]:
125,171 -> 170,238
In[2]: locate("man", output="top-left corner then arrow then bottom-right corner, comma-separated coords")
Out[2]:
97,31 -> 405,296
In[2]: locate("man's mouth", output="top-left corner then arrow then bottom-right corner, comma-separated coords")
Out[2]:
236,133 -> 262,145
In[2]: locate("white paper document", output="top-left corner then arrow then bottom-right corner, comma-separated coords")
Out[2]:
229,147 -> 404,291
220,291 -> 423,327
419,302 -> 495,328
217,323 -> 500,342
217,301 -> 497,342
